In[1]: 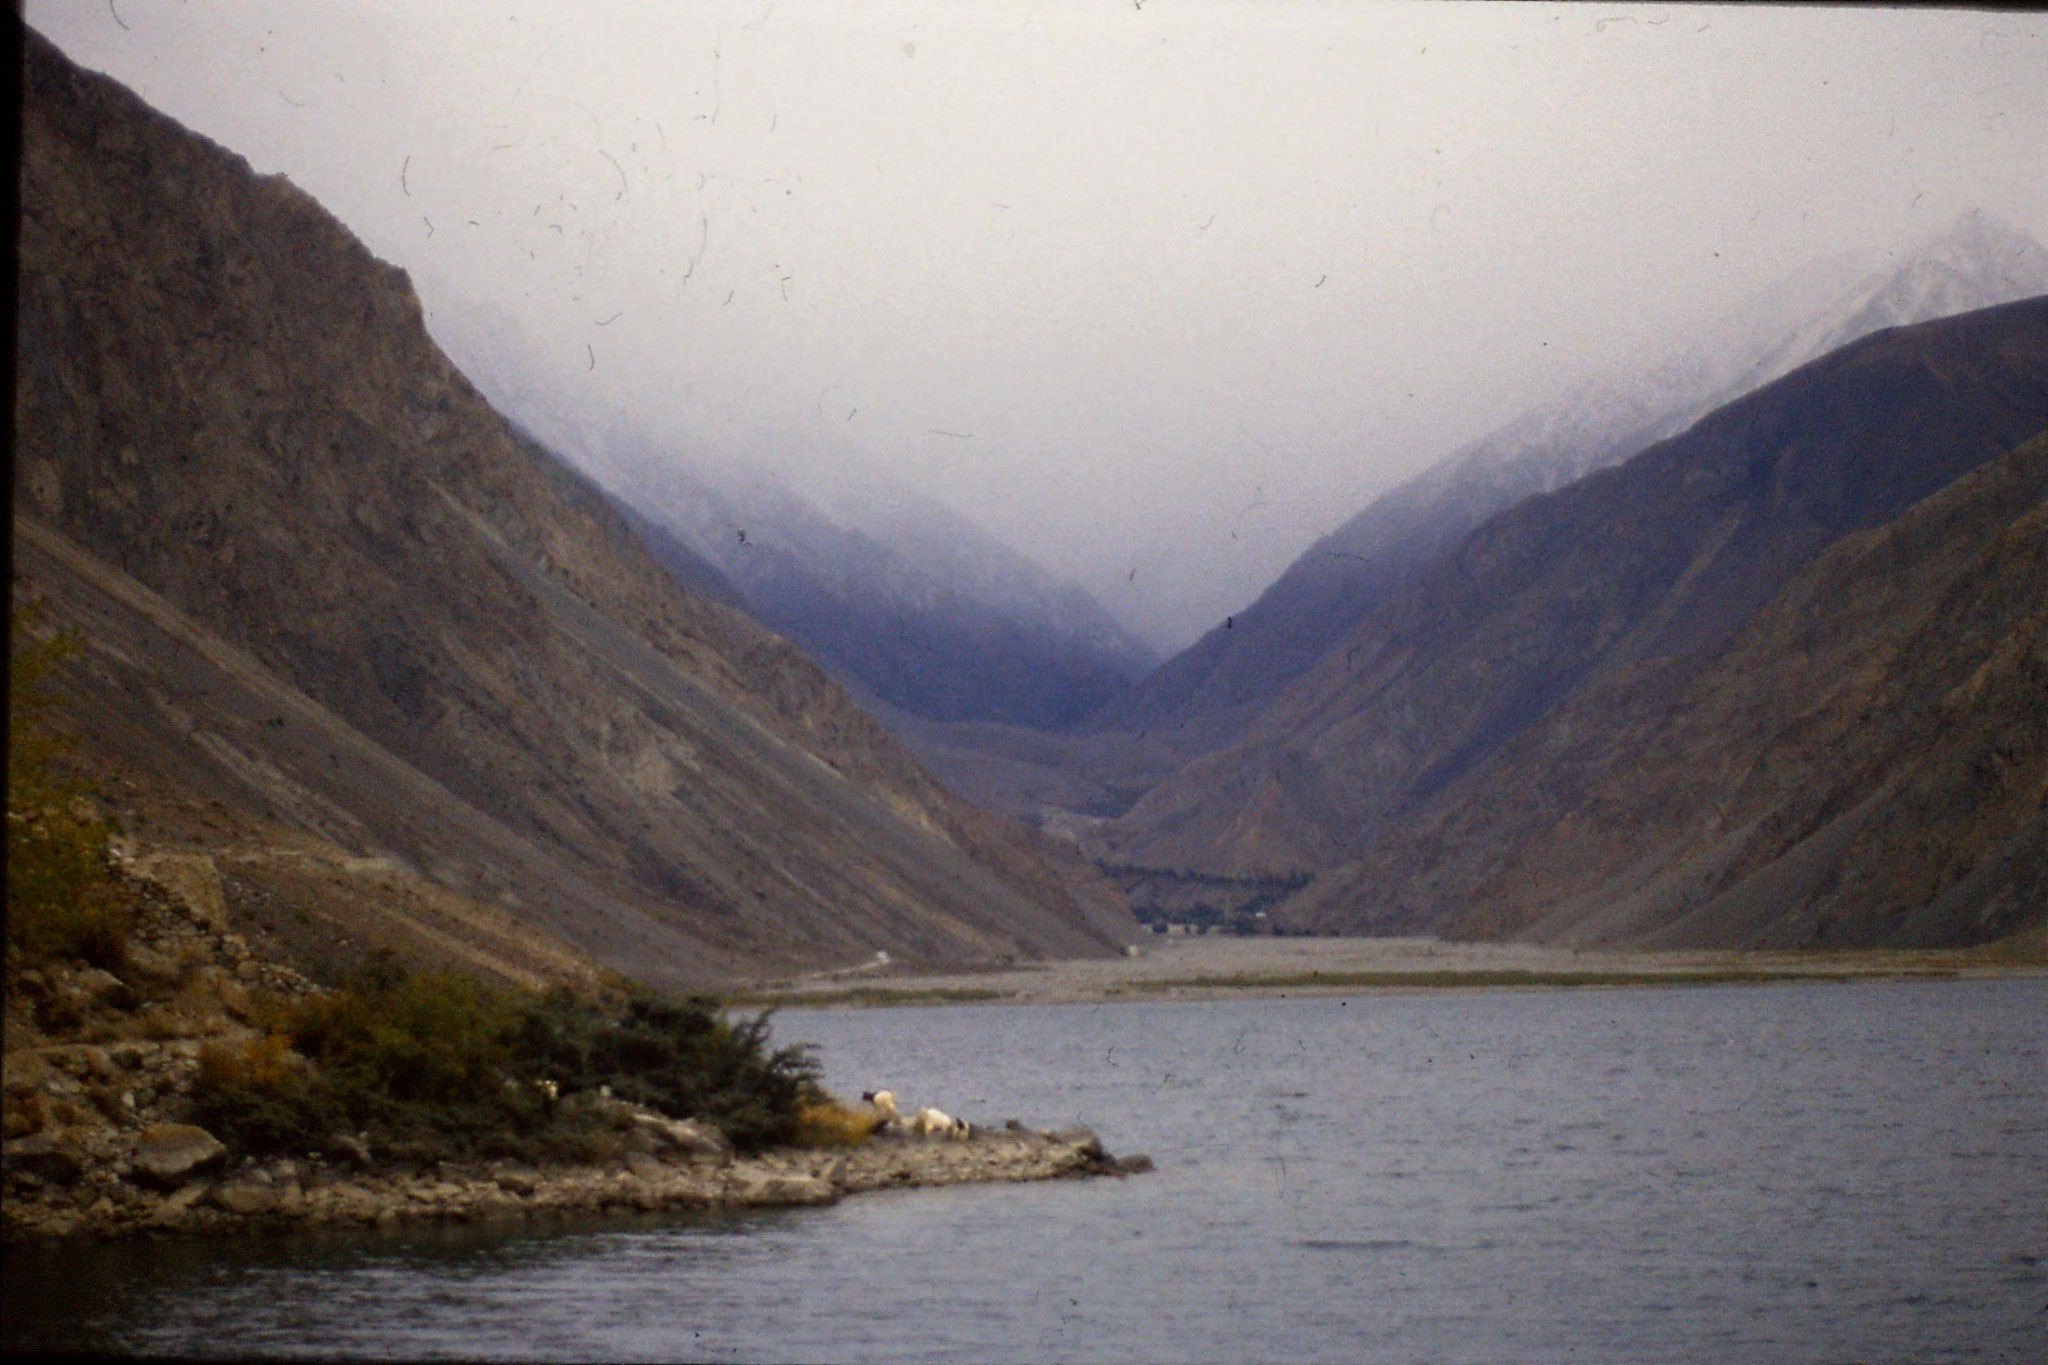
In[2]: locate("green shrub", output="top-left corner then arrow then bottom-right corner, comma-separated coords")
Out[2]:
513,990 -> 820,1151
192,953 -> 821,1162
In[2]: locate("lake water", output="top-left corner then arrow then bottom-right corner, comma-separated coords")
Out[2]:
6,977 -> 2046,1362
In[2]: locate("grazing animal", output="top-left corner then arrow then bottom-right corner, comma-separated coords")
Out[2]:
862,1089 -> 970,1140
861,1089 -> 903,1126
911,1106 -> 972,1141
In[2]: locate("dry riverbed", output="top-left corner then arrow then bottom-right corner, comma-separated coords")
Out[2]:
734,932 -> 2048,1008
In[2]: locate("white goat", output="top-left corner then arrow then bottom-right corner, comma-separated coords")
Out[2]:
863,1089 -> 971,1140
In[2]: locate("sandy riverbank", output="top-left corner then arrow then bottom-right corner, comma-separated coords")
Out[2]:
734,933 -> 2048,1009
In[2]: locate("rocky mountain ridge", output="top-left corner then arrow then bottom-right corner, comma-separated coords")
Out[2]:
613,456 -> 1157,730
1081,211 -> 2048,753
11,30 -> 1135,990
421,292 -> 1158,734
1096,294 -> 2048,948
1292,430 -> 2048,949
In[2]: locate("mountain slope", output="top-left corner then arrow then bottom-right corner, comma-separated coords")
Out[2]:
612,459 -> 1157,730
1292,430 -> 2048,949
415,292 -> 1158,734
1085,213 -> 2048,750
12,30 -> 1135,989
1099,295 -> 2048,892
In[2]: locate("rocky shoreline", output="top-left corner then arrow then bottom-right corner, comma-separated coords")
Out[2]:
3,1117 -> 1147,1244
3,850 -> 1148,1246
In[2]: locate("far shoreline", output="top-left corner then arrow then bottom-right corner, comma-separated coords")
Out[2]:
729,934 -> 2048,1010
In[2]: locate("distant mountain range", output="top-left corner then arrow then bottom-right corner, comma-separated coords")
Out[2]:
416,295 -> 1156,735
608,458 -> 1158,731
1095,295 -> 2048,948
1081,211 -> 2048,753
12,30 -> 1136,990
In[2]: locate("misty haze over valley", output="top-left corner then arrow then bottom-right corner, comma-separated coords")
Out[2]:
8,8 -> 2048,1355
16,0 -> 2048,962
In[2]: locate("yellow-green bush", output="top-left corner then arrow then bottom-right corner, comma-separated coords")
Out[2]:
792,1097 -> 881,1147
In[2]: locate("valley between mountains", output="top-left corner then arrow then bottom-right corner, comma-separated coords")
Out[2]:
12,27 -> 2048,1002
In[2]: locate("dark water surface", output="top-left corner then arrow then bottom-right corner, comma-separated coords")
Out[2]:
6,977 -> 2045,1362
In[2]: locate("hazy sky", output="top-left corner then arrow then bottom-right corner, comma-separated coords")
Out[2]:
28,2 -> 2048,651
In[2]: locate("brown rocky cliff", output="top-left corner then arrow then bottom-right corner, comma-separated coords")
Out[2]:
12,30 -> 1134,986
1420,430 -> 2048,948
1103,295 -> 2048,895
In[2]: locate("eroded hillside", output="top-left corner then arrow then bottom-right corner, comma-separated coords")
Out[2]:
1097,296 -> 2048,948
11,31 -> 1135,990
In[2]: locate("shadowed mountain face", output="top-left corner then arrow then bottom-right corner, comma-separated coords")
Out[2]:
11,31 -> 1136,990
1084,213 -> 2048,752
614,463 -> 1156,731
1297,430 -> 2048,950
1097,297 -> 2048,930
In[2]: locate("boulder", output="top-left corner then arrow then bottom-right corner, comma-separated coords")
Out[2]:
108,1041 -> 154,1070
494,1168 -> 541,1197
210,1181 -> 279,1216
128,853 -> 230,931
146,1181 -> 213,1228
327,1132 -> 374,1167
633,1113 -> 732,1162
131,1123 -> 227,1189
623,1151 -> 668,1181
4,1131 -> 87,1185
75,968 -> 139,1012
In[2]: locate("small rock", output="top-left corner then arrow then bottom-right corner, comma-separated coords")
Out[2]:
211,1182 -> 279,1216
109,1042 -> 151,1070
494,1169 -> 541,1197
76,969 -> 138,1012
327,1133 -> 373,1167
3,1093 -> 48,1139
1112,1154 -> 1155,1176
122,944 -> 182,988
4,1131 -> 87,1185
86,1086 -> 127,1125
623,1152 -> 667,1181
634,1113 -> 732,1162
147,1181 -> 213,1228
234,960 -> 263,982
1053,1128 -> 1107,1161
131,1123 -> 228,1189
